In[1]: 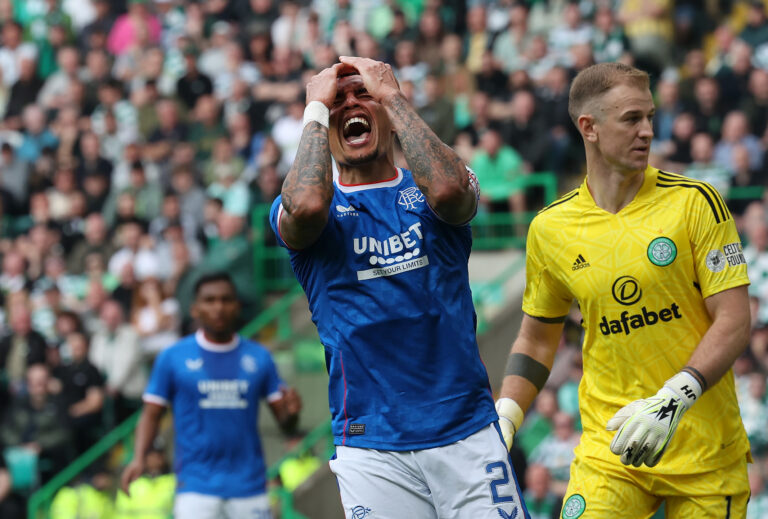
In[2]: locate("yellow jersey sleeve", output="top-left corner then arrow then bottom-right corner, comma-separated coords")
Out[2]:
687,187 -> 749,299
522,216 -> 573,319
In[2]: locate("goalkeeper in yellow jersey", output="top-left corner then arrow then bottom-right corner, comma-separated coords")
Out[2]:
496,62 -> 751,519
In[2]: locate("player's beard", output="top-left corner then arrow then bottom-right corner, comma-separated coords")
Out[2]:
338,147 -> 382,166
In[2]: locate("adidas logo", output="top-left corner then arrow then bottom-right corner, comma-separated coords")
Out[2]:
572,254 -> 590,271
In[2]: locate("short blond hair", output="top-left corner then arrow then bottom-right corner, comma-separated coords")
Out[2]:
568,63 -> 650,125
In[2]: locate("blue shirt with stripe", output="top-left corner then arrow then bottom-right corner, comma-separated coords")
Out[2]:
143,333 -> 283,497
269,168 -> 496,450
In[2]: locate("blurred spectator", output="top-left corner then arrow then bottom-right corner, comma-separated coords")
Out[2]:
188,94 -> 226,162
472,128 -> 526,220
739,371 -> 768,455
741,1 -> 768,49
0,21 -> 37,89
51,331 -> 104,455
523,464 -> 561,519
0,305 -> 47,394
653,78 -> 683,146
684,133 -> 731,195
271,97 -> 304,173
108,219 -> 159,281
493,3 -> 532,74
67,212 -> 115,275
748,463 -> 768,519
417,74 -> 456,145
0,250 -> 29,295
90,299 -> 145,423
591,6 -> 626,64
176,45 -> 213,110
714,111 -> 763,174
0,143 -> 29,213
517,387 -> 558,457
499,90 -> 549,172
107,0 -> 162,56
17,105 -> 59,163
79,0 -> 115,53
618,0 -> 673,75
37,45 -> 80,112
0,364 -> 74,484
114,443 -> 175,518
50,468 -> 114,519
688,76 -> 725,138
529,411 -> 579,497
91,79 -> 139,146
742,69 -> 768,142
131,278 -> 179,357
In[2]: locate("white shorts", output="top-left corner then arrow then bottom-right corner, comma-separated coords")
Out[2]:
174,492 -> 271,519
329,422 -> 527,519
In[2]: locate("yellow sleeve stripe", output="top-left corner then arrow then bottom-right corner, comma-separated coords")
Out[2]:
656,171 -> 731,223
538,189 -> 579,214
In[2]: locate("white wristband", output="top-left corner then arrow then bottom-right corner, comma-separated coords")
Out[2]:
303,101 -> 330,129
495,398 -> 525,432
665,371 -> 702,408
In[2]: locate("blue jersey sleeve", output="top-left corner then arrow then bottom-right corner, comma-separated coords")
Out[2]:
269,195 -> 290,249
143,348 -> 174,406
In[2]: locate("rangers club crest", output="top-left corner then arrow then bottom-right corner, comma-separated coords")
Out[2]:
398,186 -> 424,210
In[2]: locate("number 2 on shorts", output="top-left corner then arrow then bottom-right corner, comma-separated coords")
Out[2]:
485,461 -> 515,503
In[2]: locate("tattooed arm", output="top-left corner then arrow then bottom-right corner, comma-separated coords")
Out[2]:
279,66 -> 340,249
339,56 -> 476,225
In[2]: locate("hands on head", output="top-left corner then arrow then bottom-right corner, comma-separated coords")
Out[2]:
305,57 -> 401,108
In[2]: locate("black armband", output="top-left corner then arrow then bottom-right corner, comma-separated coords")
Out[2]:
504,353 -> 550,392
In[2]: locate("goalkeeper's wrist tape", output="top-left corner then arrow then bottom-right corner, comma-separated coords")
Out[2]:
665,371 -> 702,408
495,398 -> 525,432
303,101 -> 330,129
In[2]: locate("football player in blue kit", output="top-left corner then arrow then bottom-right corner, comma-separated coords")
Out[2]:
269,57 -> 528,519
120,272 -> 301,519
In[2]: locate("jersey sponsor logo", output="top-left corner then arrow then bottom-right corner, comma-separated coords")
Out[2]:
241,354 -> 257,373
353,222 -> 430,281
562,494 -> 586,518
723,242 -> 746,267
348,423 -> 366,435
185,358 -> 203,371
350,505 -> 372,518
397,186 -> 425,210
647,237 -> 677,267
706,249 -> 726,273
336,204 -> 359,217
611,276 -> 642,305
197,379 -> 250,409
599,303 -> 682,336
572,254 -> 590,271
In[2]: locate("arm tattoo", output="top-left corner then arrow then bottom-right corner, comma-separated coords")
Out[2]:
384,94 -> 466,200
281,121 -> 333,214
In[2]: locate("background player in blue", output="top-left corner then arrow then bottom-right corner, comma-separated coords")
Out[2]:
120,272 -> 301,519
269,56 -> 528,518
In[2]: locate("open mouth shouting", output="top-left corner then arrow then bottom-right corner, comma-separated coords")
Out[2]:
342,113 -> 373,147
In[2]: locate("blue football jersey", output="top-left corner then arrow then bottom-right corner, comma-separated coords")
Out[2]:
270,167 -> 496,450
143,331 -> 283,497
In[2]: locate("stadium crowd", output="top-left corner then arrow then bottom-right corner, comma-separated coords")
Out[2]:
0,0 -> 765,517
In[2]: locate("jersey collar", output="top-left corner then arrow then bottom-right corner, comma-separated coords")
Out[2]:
334,167 -> 404,193
195,329 -> 240,352
579,165 -> 658,212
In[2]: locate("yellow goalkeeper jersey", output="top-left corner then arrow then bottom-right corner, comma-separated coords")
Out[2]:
522,166 -> 750,474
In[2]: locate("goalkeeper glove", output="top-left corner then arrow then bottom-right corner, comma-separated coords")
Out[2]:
606,372 -> 702,467
495,398 -> 524,451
